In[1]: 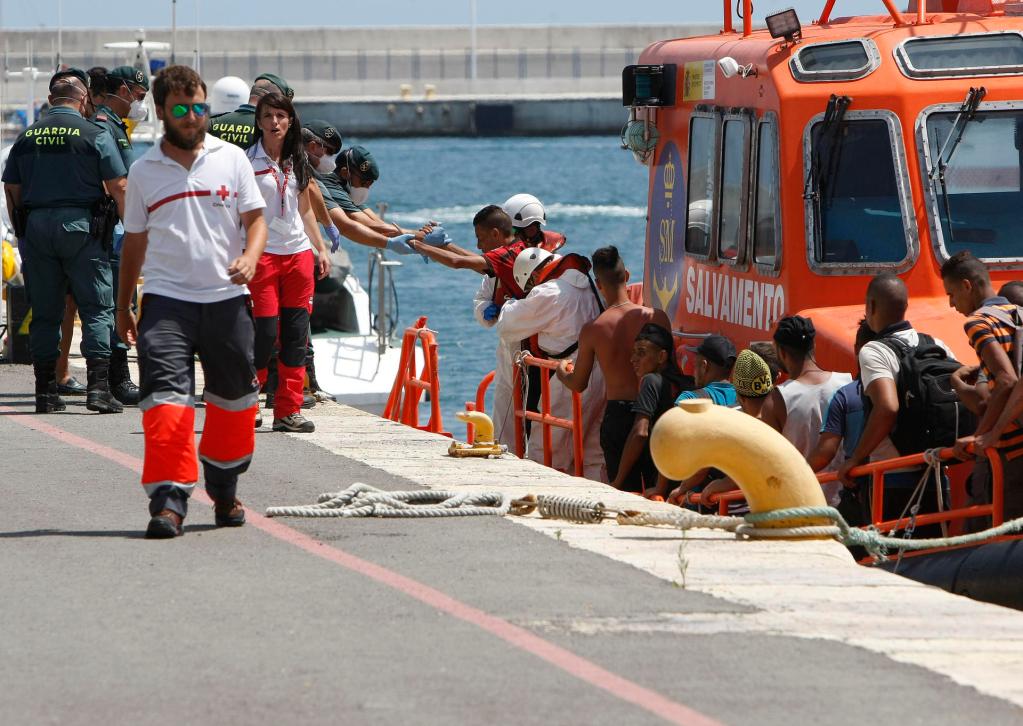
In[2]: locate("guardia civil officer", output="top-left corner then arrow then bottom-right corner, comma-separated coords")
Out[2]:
91,65 -> 150,405
208,73 -> 292,149
1,68 -> 128,414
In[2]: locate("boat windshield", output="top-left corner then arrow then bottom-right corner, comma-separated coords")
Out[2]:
925,109 -> 1023,260
807,117 -> 908,266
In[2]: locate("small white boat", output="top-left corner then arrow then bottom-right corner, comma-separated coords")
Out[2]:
310,247 -> 408,414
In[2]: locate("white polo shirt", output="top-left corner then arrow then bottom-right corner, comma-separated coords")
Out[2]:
247,141 -> 311,256
123,134 -> 265,303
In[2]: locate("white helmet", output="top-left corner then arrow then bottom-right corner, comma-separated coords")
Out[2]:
210,76 -> 249,115
503,193 -> 547,229
513,247 -> 556,290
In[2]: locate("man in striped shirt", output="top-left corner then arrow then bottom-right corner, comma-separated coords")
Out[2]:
943,251 -> 1023,522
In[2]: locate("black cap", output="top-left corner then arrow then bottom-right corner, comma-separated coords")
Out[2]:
636,323 -> 674,354
49,67 -> 90,91
685,335 -> 737,368
107,65 -> 149,91
343,145 -> 379,181
254,72 -> 293,99
304,119 -> 342,153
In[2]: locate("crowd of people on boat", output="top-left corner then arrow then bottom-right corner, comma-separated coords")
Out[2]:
421,196 -> 1023,534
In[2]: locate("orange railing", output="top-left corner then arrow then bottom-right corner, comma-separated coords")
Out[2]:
689,445 -> 1006,540
511,355 -> 585,477
383,316 -> 450,436
463,370 -> 495,442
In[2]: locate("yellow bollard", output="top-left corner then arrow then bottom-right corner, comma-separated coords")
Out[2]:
449,411 -> 505,458
650,399 -> 829,531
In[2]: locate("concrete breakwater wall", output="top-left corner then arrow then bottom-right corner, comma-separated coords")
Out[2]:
295,95 -> 627,136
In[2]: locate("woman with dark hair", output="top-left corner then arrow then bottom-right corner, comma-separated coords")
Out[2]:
246,92 -> 330,433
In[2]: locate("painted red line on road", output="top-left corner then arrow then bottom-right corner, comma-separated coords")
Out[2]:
0,407 -> 722,726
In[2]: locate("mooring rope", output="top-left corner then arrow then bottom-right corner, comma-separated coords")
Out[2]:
266,482 -> 510,518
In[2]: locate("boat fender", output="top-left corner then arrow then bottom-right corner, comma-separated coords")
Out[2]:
649,399 -> 830,531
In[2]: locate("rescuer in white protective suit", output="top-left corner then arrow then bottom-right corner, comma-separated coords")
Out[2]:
496,247 -> 605,480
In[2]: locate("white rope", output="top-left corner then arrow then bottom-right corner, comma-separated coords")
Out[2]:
266,482 -> 511,518
616,508 -> 744,532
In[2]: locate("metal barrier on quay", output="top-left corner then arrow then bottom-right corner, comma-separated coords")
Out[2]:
382,316 -> 450,437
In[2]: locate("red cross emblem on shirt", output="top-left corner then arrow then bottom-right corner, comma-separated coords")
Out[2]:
216,185 -> 230,201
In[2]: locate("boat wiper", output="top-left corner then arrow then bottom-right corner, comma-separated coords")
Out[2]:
930,86 -> 986,240
804,94 -> 852,259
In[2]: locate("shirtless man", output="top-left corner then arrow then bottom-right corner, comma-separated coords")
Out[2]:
556,246 -> 671,488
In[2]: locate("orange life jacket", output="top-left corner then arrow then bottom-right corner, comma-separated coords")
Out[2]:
524,253 -> 604,359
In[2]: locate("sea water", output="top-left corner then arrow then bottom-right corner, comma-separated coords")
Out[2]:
341,135 -> 649,430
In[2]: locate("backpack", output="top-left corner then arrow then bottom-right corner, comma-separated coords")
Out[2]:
874,333 -> 977,455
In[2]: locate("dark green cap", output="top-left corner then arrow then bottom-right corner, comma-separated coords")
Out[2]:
107,65 -> 149,91
49,67 -> 90,91
344,145 -> 379,181
254,72 -> 293,99
304,120 -> 342,152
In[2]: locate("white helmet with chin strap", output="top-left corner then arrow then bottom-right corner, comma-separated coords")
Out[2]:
503,193 -> 547,229
513,247 -> 556,291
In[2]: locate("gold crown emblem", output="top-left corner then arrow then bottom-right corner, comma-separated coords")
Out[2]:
663,158 -> 676,189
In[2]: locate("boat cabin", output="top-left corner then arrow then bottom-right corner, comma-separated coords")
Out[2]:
625,0 -> 1023,370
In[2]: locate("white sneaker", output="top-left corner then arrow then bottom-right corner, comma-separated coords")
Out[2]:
272,413 -> 315,433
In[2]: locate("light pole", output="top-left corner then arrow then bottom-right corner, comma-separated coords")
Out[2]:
171,0 -> 177,64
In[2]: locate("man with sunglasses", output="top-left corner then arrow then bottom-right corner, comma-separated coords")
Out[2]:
209,72 -> 293,149
2,68 -> 128,415
91,66 -> 150,406
116,65 -> 268,539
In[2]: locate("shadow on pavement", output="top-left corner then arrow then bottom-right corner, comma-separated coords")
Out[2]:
0,525 -> 219,539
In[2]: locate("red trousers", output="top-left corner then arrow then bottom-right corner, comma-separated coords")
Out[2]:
250,250 -> 314,418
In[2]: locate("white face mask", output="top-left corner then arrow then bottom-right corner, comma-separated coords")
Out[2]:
349,186 -> 370,205
127,99 -> 148,121
315,153 -> 336,174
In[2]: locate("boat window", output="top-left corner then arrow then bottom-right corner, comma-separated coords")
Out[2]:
685,115 -> 715,256
897,33 -> 1023,79
808,119 -> 908,265
791,40 -> 879,82
924,109 -> 1023,261
718,119 -> 746,262
753,121 -> 780,267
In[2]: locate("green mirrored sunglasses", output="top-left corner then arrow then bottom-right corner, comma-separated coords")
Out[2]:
170,103 -> 209,119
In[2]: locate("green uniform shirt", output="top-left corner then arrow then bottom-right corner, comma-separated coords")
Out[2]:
208,103 -> 256,149
91,104 -> 134,168
312,171 -> 339,211
319,171 -> 367,214
1,106 -> 127,209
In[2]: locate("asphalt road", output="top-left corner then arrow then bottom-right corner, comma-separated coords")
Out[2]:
1,363 -> 1020,725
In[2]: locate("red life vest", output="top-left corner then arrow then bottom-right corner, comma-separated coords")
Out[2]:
524,253 -> 602,359
483,229 -> 568,302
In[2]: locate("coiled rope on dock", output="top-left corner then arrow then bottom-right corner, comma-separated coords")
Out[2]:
266,482 -> 510,518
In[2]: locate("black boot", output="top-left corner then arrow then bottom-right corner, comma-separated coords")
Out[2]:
109,348 -> 140,406
86,358 -> 124,414
264,358 -> 278,410
33,361 -> 66,413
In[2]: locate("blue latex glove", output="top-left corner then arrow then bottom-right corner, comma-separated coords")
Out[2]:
385,234 -> 417,256
483,303 -> 500,322
423,226 -> 451,247
325,223 -> 341,253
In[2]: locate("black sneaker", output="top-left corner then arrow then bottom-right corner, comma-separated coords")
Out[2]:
255,412 -> 263,429
146,510 -> 184,539
272,413 -> 315,433
111,379 -> 141,406
56,377 -> 87,396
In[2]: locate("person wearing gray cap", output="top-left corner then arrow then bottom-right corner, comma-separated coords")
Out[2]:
2,68 -> 129,414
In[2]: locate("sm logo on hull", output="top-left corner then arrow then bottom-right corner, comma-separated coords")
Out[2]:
645,142 -> 684,319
